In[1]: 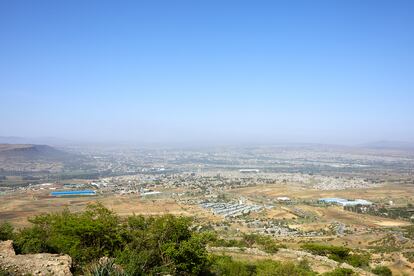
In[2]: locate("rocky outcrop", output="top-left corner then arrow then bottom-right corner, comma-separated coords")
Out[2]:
0,240 -> 72,275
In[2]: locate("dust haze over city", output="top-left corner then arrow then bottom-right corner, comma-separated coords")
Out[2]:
1,1 -> 414,276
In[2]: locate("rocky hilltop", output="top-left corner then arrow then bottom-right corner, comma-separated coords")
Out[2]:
0,240 -> 72,275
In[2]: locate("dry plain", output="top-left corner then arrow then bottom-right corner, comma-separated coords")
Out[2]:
1,181 -> 413,275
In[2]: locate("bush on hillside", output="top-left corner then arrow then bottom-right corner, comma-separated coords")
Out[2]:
115,214 -> 211,275
322,268 -> 355,276
301,243 -> 370,268
14,203 -> 124,265
209,255 -> 316,276
0,222 -> 14,241
242,233 -> 286,253
371,265 -> 392,276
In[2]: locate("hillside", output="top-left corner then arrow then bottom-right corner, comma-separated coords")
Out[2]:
0,204 -> 379,275
0,144 -> 85,175
0,144 -> 73,161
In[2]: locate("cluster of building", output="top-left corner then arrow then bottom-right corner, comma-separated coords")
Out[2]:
200,201 -> 263,218
246,219 -> 300,236
319,198 -> 372,207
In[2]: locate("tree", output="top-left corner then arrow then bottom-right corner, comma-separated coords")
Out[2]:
14,203 -> 124,266
116,214 -> 210,275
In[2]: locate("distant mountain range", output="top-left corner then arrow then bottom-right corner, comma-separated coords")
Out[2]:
1,136 -> 413,151
359,140 -> 414,150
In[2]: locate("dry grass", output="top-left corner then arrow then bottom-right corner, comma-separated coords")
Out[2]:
234,182 -> 414,203
0,191 -> 189,227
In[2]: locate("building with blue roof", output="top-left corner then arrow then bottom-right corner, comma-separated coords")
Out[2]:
50,190 -> 96,197
319,198 -> 372,206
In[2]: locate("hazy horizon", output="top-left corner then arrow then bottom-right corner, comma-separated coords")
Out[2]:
1,1 -> 413,145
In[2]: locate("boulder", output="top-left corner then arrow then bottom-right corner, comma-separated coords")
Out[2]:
0,240 -> 72,275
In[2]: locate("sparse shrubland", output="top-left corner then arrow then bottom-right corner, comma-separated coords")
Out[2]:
241,233 -> 286,253
300,243 -> 371,268
209,255 -> 317,276
0,204 -> 384,275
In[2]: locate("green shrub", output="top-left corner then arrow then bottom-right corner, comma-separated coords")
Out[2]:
164,234 -> 210,274
0,222 -> 14,241
116,214 -> 210,275
14,225 -> 50,254
301,243 -> 370,268
209,255 -> 316,276
345,253 -> 371,268
14,203 -> 124,266
209,255 -> 252,276
301,243 -> 350,259
323,267 -> 355,276
255,259 -> 316,276
372,265 -> 392,276
242,233 -> 285,253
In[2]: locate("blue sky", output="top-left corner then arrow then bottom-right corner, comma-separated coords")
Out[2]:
0,0 -> 413,145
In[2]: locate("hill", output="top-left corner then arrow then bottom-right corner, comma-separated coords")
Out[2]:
0,144 -> 74,162
0,136 -> 71,145
0,144 -> 87,176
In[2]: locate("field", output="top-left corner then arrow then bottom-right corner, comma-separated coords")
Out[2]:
1,182 -> 412,228
0,190 -> 191,227
232,182 -> 414,204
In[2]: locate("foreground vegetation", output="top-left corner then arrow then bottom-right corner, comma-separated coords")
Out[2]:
0,203 -> 392,275
300,243 -> 371,268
